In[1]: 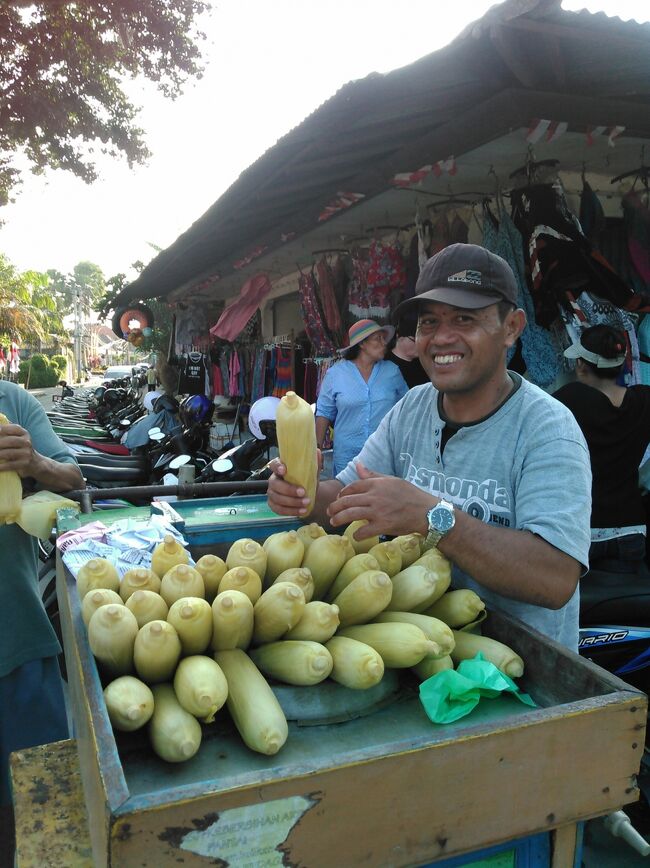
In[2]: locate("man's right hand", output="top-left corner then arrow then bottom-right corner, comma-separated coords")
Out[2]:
267,459 -> 314,516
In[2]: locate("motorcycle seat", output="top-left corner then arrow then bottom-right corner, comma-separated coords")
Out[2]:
580,566 -> 650,626
81,464 -> 148,484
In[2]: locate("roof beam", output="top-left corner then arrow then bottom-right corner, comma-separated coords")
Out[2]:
504,15 -> 650,50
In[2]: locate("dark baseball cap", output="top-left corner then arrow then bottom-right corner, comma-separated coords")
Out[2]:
395,243 -> 519,315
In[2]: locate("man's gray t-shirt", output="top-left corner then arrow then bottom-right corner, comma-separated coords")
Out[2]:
336,375 -> 592,651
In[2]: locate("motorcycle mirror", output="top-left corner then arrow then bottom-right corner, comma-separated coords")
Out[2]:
210,458 -> 234,474
169,454 -> 191,470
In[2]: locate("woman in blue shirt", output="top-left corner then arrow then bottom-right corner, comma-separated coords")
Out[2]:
316,319 -> 408,476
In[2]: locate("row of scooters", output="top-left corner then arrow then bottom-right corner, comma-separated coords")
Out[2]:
48,377 -> 277,501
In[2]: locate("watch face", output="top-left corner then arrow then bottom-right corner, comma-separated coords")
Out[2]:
429,505 -> 455,533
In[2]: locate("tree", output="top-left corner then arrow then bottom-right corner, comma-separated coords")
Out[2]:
47,260 -> 106,317
0,1 -> 210,205
0,253 -> 66,344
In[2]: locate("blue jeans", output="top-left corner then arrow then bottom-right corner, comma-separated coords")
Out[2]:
0,657 -> 69,806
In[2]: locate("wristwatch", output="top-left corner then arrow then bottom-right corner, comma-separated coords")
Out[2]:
423,500 -> 456,550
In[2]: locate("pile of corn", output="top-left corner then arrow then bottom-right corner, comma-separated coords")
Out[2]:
77,522 -> 524,764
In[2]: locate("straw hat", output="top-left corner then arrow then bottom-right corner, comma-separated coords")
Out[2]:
340,319 -> 395,354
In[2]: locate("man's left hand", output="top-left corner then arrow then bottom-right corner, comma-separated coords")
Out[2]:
0,423 -> 37,477
327,462 -> 437,538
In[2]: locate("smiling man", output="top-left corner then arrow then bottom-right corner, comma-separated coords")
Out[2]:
268,243 -> 591,649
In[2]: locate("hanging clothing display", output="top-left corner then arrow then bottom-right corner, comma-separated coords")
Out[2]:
511,183 -> 639,329
365,240 -> 406,321
178,351 -> 210,396
482,201 -> 561,388
298,268 -> 335,356
347,247 -> 371,320
210,274 -> 272,342
315,258 -> 343,340
174,302 -> 211,353
622,190 -> 650,288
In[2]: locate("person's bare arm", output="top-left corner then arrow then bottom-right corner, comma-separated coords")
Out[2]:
0,424 -> 85,491
315,415 -> 331,449
328,464 -> 579,609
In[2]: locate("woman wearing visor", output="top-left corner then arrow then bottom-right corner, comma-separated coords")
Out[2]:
554,324 -> 650,570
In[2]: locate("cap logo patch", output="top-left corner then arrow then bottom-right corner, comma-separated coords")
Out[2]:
448,269 -> 482,285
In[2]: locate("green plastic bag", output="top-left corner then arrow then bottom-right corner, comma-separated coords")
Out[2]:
419,653 -> 537,724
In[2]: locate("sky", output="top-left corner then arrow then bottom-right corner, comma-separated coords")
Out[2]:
0,0 -> 648,283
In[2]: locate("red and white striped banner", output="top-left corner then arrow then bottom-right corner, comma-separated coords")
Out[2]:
432,156 -> 457,177
546,121 -> 568,143
526,119 -> 552,143
233,245 -> 268,270
586,125 -> 625,147
391,156 -> 457,188
525,119 -> 569,144
318,191 -> 365,222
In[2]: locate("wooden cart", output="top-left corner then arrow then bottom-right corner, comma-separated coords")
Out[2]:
32,509 -> 648,866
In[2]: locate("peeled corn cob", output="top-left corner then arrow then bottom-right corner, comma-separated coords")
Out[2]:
211,590 -> 254,651
253,582 -> 306,645
218,566 -> 262,604
326,553 -> 381,601
284,601 -> 340,642
125,589 -> 169,628
450,629 -> 524,678
104,675 -> 154,732
374,611 -> 454,657
119,567 -> 161,602
151,534 -> 189,579
226,538 -> 267,580
76,558 -> 120,599
325,636 -> 385,689
368,541 -> 402,577
301,534 -> 348,599
250,640 -> 333,686
82,588 -> 124,627
423,589 -> 486,628
337,622 -> 438,668
263,530 -> 305,582
166,597 -> 213,655
194,554 -> 227,602
0,413 -> 22,525
88,603 -> 139,677
296,522 -> 327,551
384,564 -> 442,613
343,520 -> 379,554
149,684 -> 202,763
392,534 -> 422,568
332,570 -> 392,626
133,620 -> 182,683
276,391 -> 319,516
272,567 -> 315,603
160,564 -> 205,607
215,649 -> 288,755
411,654 -> 454,681
296,521 -> 327,551
173,655 -> 228,723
